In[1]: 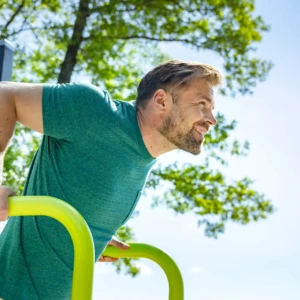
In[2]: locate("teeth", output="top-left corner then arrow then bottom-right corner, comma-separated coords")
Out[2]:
195,128 -> 202,134
194,127 -> 207,134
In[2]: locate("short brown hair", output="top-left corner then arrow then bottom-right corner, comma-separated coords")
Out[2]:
136,60 -> 222,107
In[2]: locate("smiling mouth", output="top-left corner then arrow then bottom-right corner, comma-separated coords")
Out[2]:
194,124 -> 209,135
194,127 -> 204,135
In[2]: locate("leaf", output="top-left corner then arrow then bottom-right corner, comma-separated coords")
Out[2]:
1,0 -> 274,276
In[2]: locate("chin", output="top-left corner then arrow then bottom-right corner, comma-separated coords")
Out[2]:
183,146 -> 201,155
190,149 -> 201,155
189,141 -> 203,155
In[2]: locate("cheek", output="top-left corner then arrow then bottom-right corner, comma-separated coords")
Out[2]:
182,109 -> 203,125
174,106 -> 201,128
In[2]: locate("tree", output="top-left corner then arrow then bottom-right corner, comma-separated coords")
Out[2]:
0,0 -> 274,276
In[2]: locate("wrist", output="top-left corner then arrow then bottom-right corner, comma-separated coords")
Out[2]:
0,186 -> 16,197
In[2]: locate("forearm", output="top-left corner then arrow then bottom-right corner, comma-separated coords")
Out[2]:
0,152 -> 4,185
0,151 -> 16,221
0,83 -> 16,185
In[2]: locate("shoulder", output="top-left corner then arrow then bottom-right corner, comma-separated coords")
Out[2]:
43,82 -> 107,102
113,99 -> 137,118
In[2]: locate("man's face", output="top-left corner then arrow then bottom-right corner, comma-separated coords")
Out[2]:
157,79 -> 217,155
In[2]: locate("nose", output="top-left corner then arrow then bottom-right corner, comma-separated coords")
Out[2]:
205,111 -> 217,126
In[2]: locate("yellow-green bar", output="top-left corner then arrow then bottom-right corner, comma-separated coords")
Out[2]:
7,196 -> 184,299
103,243 -> 184,300
8,196 -> 95,300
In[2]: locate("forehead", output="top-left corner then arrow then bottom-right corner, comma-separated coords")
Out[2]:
186,79 -> 215,102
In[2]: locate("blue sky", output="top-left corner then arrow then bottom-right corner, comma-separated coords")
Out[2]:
1,1 -> 299,299
92,1 -> 300,299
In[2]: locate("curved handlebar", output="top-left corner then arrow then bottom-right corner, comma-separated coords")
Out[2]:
8,196 -> 94,300
103,243 -> 184,299
7,196 -> 184,300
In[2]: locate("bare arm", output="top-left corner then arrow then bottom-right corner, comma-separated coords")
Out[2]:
0,83 -> 16,153
0,152 -> 4,185
0,151 -> 16,221
0,81 -> 44,138
0,81 -> 44,219
0,81 -> 44,177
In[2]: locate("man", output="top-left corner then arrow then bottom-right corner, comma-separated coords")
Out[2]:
0,60 -> 221,299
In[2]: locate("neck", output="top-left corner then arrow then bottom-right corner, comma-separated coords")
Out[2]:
136,108 -> 176,158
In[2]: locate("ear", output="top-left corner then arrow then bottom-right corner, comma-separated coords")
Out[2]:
153,89 -> 172,112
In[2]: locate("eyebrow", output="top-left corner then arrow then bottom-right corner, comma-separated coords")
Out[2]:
200,96 -> 213,103
196,93 -> 215,109
196,93 -> 214,103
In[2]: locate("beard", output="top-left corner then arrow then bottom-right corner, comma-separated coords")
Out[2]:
157,106 -> 204,155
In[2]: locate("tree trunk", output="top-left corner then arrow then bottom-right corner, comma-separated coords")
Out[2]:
58,0 -> 91,83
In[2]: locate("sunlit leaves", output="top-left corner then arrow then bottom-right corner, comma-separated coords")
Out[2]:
0,0 -> 274,277
148,164 -> 274,239
1,0 -> 273,96
3,124 -> 41,194
113,225 -> 140,277
203,113 -> 250,166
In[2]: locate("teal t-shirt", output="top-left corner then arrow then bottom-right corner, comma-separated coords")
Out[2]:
0,83 -> 156,299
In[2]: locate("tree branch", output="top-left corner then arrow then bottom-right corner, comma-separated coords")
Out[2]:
58,0 -> 92,83
89,0 -> 163,15
2,0 -> 26,32
0,25 -> 55,39
83,34 -> 192,44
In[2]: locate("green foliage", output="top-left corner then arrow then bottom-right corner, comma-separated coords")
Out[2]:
148,163 -> 274,239
3,124 -> 41,194
203,113 -> 250,166
0,0 -> 275,277
113,225 -> 140,277
1,0 -> 273,95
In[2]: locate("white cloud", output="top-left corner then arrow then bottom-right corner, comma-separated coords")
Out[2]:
94,261 -> 153,276
94,263 -> 109,274
94,262 -> 153,276
191,266 -> 204,273
135,262 -> 153,276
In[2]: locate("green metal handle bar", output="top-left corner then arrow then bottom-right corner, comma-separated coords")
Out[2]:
103,243 -> 184,300
8,196 -> 95,300
7,196 -> 184,300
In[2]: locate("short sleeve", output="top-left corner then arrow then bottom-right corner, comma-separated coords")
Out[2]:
42,82 -> 115,140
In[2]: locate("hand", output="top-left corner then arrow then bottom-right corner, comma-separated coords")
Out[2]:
0,185 -> 16,221
98,236 -> 130,262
